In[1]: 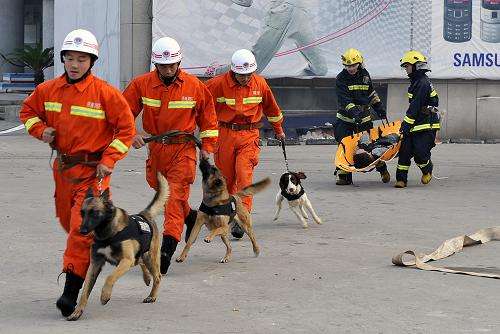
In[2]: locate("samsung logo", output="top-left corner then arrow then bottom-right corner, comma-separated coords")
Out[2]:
453,53 -> 500,67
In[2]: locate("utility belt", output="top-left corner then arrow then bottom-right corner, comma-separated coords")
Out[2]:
143,130 -> 202,148
57,151 -> 102,170
219,121 -> 262,131
150,135 -> 194,145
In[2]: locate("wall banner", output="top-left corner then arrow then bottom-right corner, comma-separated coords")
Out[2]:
152,0 -> 500,79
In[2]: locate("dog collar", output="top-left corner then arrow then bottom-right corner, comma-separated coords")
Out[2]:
281,187 -> 305,201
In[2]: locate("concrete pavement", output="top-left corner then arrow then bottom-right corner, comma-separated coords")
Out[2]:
1,134 -> 500,333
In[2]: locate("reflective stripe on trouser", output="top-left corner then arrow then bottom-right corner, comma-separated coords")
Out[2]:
53,162 -> 111,279
215,127 -> 260,212
396,130 -> 436,182
146,142 -> 197,242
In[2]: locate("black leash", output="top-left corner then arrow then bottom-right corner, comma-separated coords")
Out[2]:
280,138 -> 290,172
143,130 -> 202,149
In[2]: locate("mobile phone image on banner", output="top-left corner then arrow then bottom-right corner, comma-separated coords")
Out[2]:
481,0 -> 500,42
443,0 -> 472,42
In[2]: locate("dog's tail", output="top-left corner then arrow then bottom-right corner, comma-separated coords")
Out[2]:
236,177 -> 271,197
140,172 -> 169,221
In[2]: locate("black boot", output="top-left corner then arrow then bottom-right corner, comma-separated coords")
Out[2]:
56,272 -> 84,317
184,209 -> 197,243
160,235 -> 178,275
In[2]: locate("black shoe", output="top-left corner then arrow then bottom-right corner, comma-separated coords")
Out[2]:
184,209 -> 197,243
160,235 -> 178,275
56,272 -> 84,317
231,220 -> 244,239
336,174 -> 352,185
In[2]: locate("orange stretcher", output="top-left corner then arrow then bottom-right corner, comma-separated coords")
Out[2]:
334,120 -> 402,173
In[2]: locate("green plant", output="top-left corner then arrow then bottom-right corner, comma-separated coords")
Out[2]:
0,44 -> 54,86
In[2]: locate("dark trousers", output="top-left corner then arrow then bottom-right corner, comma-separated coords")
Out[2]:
334,120 -> 386,181
396,130 -> 436,182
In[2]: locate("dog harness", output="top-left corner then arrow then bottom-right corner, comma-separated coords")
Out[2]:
198,196 -> 237,223
281,187 -> 305,201
93,215 -> 153,259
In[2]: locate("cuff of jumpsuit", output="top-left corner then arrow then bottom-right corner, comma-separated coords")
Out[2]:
201,138 -> 217,153
99,155 -> 117,169
29,123 -> 47,141
271,123 -> 284,136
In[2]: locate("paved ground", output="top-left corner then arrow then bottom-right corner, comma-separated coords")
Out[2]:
1,131 -> 500,334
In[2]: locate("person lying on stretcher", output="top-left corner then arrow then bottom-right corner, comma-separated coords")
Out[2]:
353,132 -> 400,169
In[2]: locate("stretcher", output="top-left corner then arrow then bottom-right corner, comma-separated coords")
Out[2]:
334,120 -> 402,173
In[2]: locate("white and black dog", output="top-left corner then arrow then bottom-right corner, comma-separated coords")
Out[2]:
273,172 -> 322,228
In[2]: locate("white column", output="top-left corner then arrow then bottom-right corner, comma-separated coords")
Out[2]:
54,0 -> 120,87
0,0 -> 24,75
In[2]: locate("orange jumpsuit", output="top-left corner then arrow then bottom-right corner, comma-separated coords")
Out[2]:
206,72 -> 284,211
123,69 -> 218,242
19,73 -> 136,279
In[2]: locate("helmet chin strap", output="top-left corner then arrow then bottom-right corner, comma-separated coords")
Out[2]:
230,71 -> 251,86
156,63 -> 180,86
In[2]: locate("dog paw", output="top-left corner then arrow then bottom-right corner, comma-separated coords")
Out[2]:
143,296 -> 157,303
143,275 -> 151,286
220,257 -> 230,263
175,256 -> 185,263
204,238 -> 211,243
272,217 -> 278,222
253,247 -> 260,257
301,223 -> 309,229
100,288 -> 111,305
66,308 -> 84,321
315,218 -> 323,225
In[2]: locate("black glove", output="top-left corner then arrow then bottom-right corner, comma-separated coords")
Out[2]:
399,121 -> 412,135
375,107 -> 386,119
351,106 -> 363,124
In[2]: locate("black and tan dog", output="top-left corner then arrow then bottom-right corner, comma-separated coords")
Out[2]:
175,158 -> 270,264
66,173 -> 169,321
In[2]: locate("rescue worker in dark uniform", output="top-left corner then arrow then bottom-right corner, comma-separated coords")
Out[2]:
334,48 -> 390,185
395,50 -> 440,188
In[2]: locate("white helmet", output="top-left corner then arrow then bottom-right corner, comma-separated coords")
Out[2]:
151,37 -> 182,64
61,29 -> 99,59
231,49 -> 257,74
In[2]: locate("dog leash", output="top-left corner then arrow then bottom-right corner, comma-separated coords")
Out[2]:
280,138 -> 290,173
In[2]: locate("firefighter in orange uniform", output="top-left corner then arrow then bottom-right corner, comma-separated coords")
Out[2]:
205,49 -> 285,238
122,37 -> 218,275
19,29 -> 135,318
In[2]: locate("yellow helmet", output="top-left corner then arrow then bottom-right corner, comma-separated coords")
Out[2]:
400,50 -> 427,67
341,48 -> 363,66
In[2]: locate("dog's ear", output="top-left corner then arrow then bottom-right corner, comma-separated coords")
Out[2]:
100,188 -> 111,201
199,157 -> 211,179
297,172 -> 307,180
85,187 -> 94,199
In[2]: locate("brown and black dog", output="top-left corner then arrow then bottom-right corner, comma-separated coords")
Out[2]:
66,173 -> 169,321
176,158 -> 270,264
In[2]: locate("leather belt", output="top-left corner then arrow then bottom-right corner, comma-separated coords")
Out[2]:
58,152 -> 102,166
154,136 -> 193,145
219,121 -> 262,131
